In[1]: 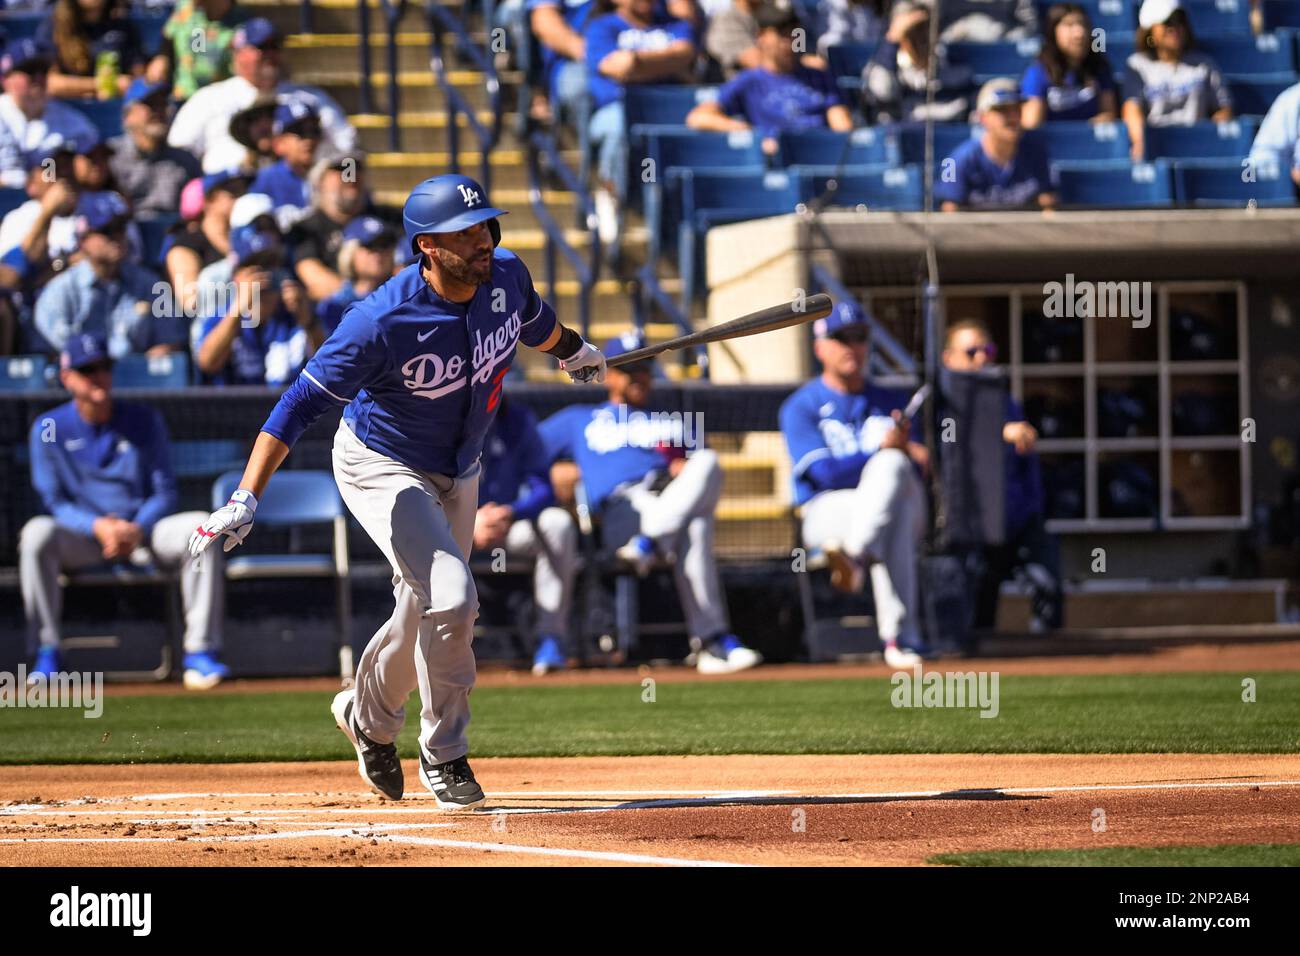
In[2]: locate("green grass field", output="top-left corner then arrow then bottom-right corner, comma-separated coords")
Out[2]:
2,671 -> 1297,764
930,844 -> 1300,866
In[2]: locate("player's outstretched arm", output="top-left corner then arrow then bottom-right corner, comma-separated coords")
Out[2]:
187,432 -> 291,557
537,322 -> 606,384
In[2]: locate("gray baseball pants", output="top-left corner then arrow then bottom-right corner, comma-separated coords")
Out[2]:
502,508 -> 578,638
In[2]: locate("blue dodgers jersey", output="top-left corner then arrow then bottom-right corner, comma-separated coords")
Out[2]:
716,66 -> 844,137
539,401 -> 684,510
250,160 -> 310,211
933,136 -> 1052,210
262,248 -> 557,476
584,12 -> 695,111
780,378 -> 911,506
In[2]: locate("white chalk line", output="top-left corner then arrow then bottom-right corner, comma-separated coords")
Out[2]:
366,832 -> 747,867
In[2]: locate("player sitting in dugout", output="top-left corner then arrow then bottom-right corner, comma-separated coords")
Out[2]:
539,330 -> 762,675
780,301 -> 932,669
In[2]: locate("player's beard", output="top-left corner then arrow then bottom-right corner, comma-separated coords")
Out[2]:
432,246 -> 492,287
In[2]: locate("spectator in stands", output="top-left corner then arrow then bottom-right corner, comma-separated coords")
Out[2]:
937,78 -> 1055,210
249,101 -> 323,232
165,169 -> 247,316
705,0 -> 761,78
152,0 -> 250,101
288,154 -> 399,302
1249,79 -> 1300,186
528,0 -> 599,123
942,317 -> 1062,632
33,192 -> 177,357
1020,3 -> 1118,127
0,145 -> 81,294
20,332 -> 230,689
779,301 -> 931,669
539,330 -> 762,675
0,39 -> 100,188
476,393 -> 578,677
861,1 -> 973,124
314,215 -> 398,334
192,189 -> 274,320
109,77 -> 201,218
167,18 -> 356,174
37,0 -> 144,100
1123,0 -> 1233,162
938,0 -> 1038,43
72,138 -> 118,195
227,95 -> 276,172
686,5 -> 851,154
816,0 -> 888,58
193,224 -> 322,385
585,0 -> 698,244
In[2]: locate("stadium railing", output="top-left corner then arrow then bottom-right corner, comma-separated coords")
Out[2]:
357,0 -> 407,151
426,0 -> 502,191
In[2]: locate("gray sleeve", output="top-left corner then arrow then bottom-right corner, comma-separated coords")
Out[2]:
705,10 -> 756,71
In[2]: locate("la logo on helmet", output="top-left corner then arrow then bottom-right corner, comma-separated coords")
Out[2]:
458,184 -> 481,207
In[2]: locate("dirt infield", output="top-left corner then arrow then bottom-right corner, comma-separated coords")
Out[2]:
3,754 -> 1299,866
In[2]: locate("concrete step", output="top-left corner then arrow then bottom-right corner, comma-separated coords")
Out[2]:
298,70 -> 512,114
365,148 -> 576,193
354,110 -> 513,154
246,0 -> 431,36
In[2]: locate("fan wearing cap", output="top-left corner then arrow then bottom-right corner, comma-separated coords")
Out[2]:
153,0 -> 251,101
780,301 -> 933,668
36,0 -> 146,101
108,77 -> 201,218
686,4 -> 851,154
227,95 -> 277,171
1122,0 -> 1232,162
935,78 -> 1055,211
314,215 -> 398,334
193,223 -> 321,385
0,144 -> 81,291
248,101 -> 323,232
0,38 -> 100,189
861,1 -> 974,125
20,332 -> 231,689
190,189 -> 274,321
165,169 -> 250,316
168,17 -> 357,174
33,191 -> 178,359
538,330 -> 762,675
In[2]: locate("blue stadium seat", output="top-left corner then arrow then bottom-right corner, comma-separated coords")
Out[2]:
1201,34 -> 1296,75
0,354 -> 53,392
1229,76 -> 1297,115
1180,0 -> 1253,35
1261,0 -> 1300,30
172,439 -> 247,479
895,122 -> 978,165
1174,158 -> 1296,206
1025,121 -> 1131,163
67,98 -> 124,140
1144,118 -> 1258,159
132,10 -> 170,59
0,186 -> 27,218
0,13 -> 44,39
1103,35 -> 1137,80
1053,159 -> 1175,207
776,128 -> 895,168
946,39 -> 1041,82
796,164 -> 924,211
624,85 -> 719,128
826,42 -> 878,81
1034,0 -> 1136,35
113,352 -> 191,388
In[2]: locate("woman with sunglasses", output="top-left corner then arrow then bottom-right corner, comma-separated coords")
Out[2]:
1021,2 -> 1117,128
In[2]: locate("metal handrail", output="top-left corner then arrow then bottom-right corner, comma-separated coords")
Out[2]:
527,131 -> 601,338
810,262 -> 918,377
633,264 -> 706,374
357,0 -> 405,150
427,0 -> 502,192
300,0 -> 315,34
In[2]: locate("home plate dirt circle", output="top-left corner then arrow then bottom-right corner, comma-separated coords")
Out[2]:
3,754 -> 1299,866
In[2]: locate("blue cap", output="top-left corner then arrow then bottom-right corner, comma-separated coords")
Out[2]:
603,329 -> 649,361
25,140 -> 78,172
273,100 -> 320,137
61,333 -> 110,371
232,17 -> 281,51
201,168 -> 249,196
1,38 -> 52,76
75,191 -> 130,238
123,76 -> 170,107
343,215 -> 396,247
813,300 -> 869,339
230,224 -> 279,267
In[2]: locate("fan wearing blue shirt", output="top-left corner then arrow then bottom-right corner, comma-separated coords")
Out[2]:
20,334 -> 229,690
475,394 -> 577,676
539,330 -> 762,675
685,4 -> 851,153
1020,3 -> 1117,127
316,215 -> 399,334
249,101 -> 322,232
779,302 -> 932,668
937,78 -> 1056,211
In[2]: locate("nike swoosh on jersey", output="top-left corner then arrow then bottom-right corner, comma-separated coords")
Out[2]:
417,329 -> 438,342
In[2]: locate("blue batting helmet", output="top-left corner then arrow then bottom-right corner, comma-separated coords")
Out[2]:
403,174 -> 506,256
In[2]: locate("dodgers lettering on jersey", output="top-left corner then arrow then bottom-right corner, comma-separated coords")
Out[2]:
261,246 -> 557,477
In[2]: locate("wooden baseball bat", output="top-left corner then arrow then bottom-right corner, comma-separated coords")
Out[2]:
605,293 -> 834,368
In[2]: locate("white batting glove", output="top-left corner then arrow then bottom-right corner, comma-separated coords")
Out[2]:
559,340 -> 606,384
188,489 -> 259,557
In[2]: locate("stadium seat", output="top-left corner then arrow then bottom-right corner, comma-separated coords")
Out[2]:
1025,122 -> 1131,163
0,13 -> 44,39
1143,118 -> 1258,160
113,352 -> 191,388
1033,0 -> 1136,35
1053,160 -> 1175,207
1173,158 -> 1296,206
67,98 -> 124,141
895,122 -> 978,166
172,439 -> 247,479
826,42 -> 878,82
946,39 -> 1041,82
1261,0 -> 1300,30
1102,35 -> 1137,80
212,470 -> 353,679
795,163 -> 924,212
0,354 -> 53,392
776,128 -> 895,168
1200,34 -> 1296,75
1179,0 -> 1253,35
624,85 -> 719,128
0,186 -> 27,218
1228,76 -> 1297,115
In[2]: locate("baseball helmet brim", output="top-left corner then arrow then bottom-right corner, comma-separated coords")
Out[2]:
412,206 -> 508,235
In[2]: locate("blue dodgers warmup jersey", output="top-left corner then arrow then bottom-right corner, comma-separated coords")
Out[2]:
262,248 -> 557,477
934,136 -> 1052,210
780,378 -> 911,506
715,66 -> 844,137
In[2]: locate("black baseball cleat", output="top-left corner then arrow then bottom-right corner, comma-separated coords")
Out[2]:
331,690 -> 404,800
418,752 -> 486,811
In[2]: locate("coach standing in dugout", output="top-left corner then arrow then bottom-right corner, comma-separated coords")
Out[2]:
21,334 -> 229,690
780,302 -> 931,669
187,174 -> 608,810
538,331 -> 762,675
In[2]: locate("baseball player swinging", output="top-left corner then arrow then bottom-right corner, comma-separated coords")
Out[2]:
187,174 -> 607,809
